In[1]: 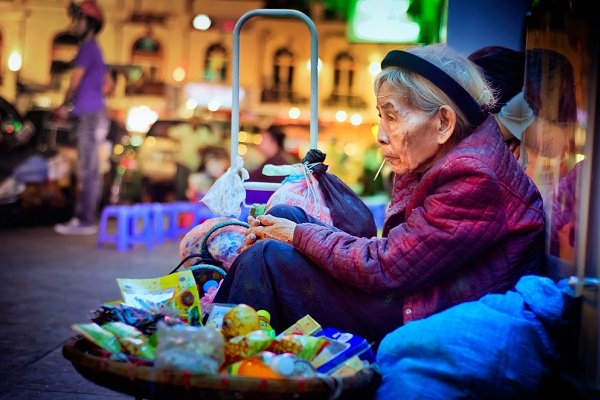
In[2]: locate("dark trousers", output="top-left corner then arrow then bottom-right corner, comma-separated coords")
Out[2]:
212,205 -> 404,345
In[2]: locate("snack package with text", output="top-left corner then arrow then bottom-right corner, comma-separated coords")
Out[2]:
117,270 -> 202,325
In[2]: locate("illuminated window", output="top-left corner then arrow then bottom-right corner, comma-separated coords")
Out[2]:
204,43 -> 227,82
131,37 -> 163,82
273,48 -> 294,102
326,51 -> 366,109
333,51 -> 354,97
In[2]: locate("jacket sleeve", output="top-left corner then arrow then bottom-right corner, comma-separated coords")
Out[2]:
292,157 -> 506,294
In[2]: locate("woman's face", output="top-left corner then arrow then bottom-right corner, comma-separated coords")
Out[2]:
376,81 -> 441,175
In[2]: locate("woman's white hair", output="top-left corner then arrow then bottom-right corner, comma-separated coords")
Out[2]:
374,44 -> 496,139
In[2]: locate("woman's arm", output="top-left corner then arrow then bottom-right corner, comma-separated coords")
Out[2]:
294,159 -> 506,294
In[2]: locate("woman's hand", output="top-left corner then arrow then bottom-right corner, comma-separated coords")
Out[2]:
243,214 -> 296,250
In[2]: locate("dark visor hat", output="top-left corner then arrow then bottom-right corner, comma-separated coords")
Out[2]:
381,50 -> 488,127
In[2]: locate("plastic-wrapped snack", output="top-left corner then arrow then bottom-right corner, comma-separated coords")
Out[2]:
257,309 -> 276,338
101,321 -> 144,338
72,323 -> 122,354
221,304 -> 261,339
224,329 -> 274,365
227,351 -> 317,379
268,334 -> 329,362
155,322 -> 225,374
119,336 -> 156,360
101,322 -> 155,360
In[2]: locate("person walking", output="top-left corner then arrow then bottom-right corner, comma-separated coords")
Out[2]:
55,0 -> 112,235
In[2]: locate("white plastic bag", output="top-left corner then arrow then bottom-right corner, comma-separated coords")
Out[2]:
265,162 -> 332,225
201,156 -> 248,218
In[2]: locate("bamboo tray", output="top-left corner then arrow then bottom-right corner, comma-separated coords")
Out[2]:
63,335 -> 381,400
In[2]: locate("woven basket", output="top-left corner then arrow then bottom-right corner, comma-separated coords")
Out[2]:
63,335 -> 381,400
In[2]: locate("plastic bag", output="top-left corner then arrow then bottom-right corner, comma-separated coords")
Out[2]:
265,163 -> 332,225
201,156 -> 249,218
179,216 -> 248,269
154,322 -> 225,374
304,149 -> 377,238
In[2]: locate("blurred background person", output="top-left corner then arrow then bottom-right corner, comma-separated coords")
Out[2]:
246,124 -> 299,204
248,124 -> 299,184
54,0 -> 112,235
468,45 -> 528,160
186,145 -> 230,202
523,48 -> 578,268
168,115 -> 217,200
496,91 -> 535,162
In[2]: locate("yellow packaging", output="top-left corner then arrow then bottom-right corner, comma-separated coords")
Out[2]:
330,355 -> 366,377
117,270 -> 202,325
279,315 -> 322,337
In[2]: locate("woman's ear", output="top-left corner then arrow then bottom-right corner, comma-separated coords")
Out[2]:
437,105 -> 456,144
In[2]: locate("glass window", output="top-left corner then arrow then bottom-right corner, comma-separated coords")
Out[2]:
332,51 -> 354,97
131,37 -> 163,82
272,48 -> 294,102
524,1 -> 592,280
525,1 -> 599,392
204,43 -> 227,82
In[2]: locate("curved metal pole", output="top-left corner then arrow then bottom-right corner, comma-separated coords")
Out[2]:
231,9 -> 319,191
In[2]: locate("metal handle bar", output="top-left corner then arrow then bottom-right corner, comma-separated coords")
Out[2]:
231,9 -> 319,191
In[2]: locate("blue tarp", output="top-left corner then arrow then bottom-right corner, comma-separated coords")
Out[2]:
375,275 -> 572,400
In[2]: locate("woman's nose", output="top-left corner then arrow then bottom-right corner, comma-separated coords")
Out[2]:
377,127 -> 390,145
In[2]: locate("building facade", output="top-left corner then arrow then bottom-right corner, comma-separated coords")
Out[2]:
0,0 -> 411,188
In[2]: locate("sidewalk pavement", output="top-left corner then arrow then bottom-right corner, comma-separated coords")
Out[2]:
0,226 -> 182,399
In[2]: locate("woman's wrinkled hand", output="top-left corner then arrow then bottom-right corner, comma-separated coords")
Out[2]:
242,215 -> 296,251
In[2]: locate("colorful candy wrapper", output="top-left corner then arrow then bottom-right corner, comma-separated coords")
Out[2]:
119,336 -> 156,360
72,323 -> 122,354
268,334 -> 329,362
224,329 -> 274,365
101,321 -> 144,338
101,321 -> 155,360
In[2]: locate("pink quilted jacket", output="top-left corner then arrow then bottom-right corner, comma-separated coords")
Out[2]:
293,116 -> 546,324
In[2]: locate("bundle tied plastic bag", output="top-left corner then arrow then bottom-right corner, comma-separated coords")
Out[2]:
304,149 -> 377,238
264,162 -> 332,225
201,156 -> 249,218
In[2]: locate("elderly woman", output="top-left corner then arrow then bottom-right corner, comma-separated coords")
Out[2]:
213,44 -> 546,344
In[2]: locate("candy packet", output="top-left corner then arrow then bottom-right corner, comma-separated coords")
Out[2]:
224,329 -> 274,365
278,314 -> 322,337
119,336 -> 156,360
72,322 -> 122,355
268,334 -> 329,362
101,321 -> 155,360
116,270 -> 202,325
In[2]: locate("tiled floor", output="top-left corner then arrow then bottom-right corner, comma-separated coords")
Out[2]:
0,226 -> 181,399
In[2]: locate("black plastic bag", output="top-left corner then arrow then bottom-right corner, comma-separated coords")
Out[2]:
303,149 -> 377,238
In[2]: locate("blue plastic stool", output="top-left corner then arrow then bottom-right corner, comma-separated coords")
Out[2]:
167,201 -> 215,240
147,203 -> 175,244
126,204 -> 154,250
97,205 -> 130,251
97,204 -> 154,251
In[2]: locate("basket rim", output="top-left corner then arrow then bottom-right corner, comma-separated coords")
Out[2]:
62,335 -> 377,394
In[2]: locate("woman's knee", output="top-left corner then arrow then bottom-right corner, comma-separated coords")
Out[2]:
267,205 -> 310,223
236,239 -> 302,273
